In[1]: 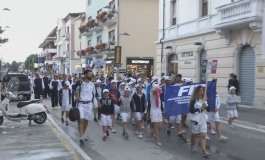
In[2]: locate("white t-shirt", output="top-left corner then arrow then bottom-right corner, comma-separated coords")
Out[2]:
79,81 -> 95,101
62,89 -> 70,107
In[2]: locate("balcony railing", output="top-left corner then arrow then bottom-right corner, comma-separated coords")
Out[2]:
214,0 -> 263,29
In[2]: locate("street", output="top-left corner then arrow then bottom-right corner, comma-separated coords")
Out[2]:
0,99 -> 264,160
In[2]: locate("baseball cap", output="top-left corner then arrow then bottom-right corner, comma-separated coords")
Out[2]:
151,76 -> 158,83
111,80 -> 117,83
103,89 -> 109,93
130,78 -> 136,84
164,76 -> 171,81
229,86 -> 236,91
64,81 -> 70,86
95,80 -> 101,83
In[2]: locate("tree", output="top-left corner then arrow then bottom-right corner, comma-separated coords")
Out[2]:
25,54 -> 38,70
10,61 -> 19,72
0,26 -> 8,44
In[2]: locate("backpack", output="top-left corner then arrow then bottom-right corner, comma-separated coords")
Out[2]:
68,107 -> 80,122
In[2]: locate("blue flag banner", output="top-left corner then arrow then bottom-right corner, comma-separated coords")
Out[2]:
164,81 -> 216,116
206,79 -> 217,112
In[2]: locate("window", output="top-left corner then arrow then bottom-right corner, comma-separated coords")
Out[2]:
67,44 -> 70,51
202,0 -> 208,17
108,30 -> 115,42
109,0 -> 115,9
97,36 -> 102,44
87,40 -> 91,47
87,0 -> 91,6
171,0 -> 176,26
66,27 -> 70,33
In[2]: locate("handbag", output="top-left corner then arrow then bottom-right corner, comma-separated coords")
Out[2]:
68,107 -> 80,122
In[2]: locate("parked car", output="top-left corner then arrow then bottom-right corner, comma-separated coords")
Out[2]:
2,73 -> 31,100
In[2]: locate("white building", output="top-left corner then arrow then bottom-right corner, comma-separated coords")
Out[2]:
156,0 -> 265,108
55,13 -> 85,74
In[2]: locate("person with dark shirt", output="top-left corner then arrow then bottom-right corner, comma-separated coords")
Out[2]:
109,80 -> 120,133
104,76 -> 113,90
228,73 -> 239,95
42,72 -> 51,99
50,74 -> 60,110
33,72 -> 44,99
99,89 -> 114,141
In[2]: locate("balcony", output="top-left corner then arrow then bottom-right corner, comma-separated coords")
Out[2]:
97,10 -> 117,27
160,15 -> 217,41
214,0 -> 263,30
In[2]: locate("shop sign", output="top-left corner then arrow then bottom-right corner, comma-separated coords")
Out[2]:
206,60 -> 218,74
106,60 -> 112,64
127,59 -> 153,65
114,46 -> 122,67
181,52 -> 193,57
95,60 -> 105,67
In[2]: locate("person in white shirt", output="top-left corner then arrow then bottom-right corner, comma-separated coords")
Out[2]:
75,69 -> 96,145
59,81 -> 71,125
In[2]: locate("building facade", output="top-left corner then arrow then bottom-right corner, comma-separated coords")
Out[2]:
39,27 -> 57,73
157,0 -> 265,108
81,0 -> 159,78
55,12 -> 84,74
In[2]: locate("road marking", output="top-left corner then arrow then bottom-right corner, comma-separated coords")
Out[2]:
48,124 -> 80,160
219,119 -> 265,133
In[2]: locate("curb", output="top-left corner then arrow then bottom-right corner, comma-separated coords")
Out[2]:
220,117 -> 265,133
47,114 -> 93,160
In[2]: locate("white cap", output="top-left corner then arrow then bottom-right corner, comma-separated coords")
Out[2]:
164,76 -> 171,81
65,81 -> 70,86
135,83 -> 142,88
95,80 -> 101,83
103,89 -> 109,93
119,82 -> 126,86
151,76 -> 158,83
111,80 -> 117,83
130,78 -> 136,84
229,86 -> 236,91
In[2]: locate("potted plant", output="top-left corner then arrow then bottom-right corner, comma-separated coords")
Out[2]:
85,47 -> 94,53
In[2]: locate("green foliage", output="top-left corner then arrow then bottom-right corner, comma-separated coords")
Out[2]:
25,54 -> 38,70
10,61 -> 19,72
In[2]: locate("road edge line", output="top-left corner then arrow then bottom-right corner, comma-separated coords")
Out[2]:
47,114 -> 92,160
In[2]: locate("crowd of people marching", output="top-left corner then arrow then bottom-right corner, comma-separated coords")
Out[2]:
28,70 -> 242,157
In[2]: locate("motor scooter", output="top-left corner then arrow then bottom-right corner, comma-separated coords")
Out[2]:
0,90 -> 49,126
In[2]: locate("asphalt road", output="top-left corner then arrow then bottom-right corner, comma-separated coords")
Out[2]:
41,99 -> 265,160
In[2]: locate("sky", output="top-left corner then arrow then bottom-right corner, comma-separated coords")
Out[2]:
0,0 -> 85,63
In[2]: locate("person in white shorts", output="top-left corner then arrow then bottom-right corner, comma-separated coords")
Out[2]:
118,87 -> 131,140
130,84 -> 146,139
149,83 -> 163,146
207,91 -> 228,141
99,89 -> 114,141
189,86 -> 210,157
59,81 -> 71,125
75,69 -> 95,144
226,86 -> 240,129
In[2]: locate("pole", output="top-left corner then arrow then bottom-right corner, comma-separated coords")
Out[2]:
114,0 -> 120,80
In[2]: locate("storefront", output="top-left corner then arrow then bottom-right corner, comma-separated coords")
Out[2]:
126,58 -> 154,77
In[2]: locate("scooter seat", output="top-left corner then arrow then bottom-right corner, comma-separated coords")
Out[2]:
17,99 -> 41,108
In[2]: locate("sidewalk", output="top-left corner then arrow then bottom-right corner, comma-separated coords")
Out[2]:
219,104 -> 265,131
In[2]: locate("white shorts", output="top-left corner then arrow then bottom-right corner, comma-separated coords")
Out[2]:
78,103 -> 93,120
100,114 -> 112,126
191,122 -> 207,134
61,105 -> 70,112
169,115 -> 181,124
114,104 -> 120,114
227,110 -> 238,118
150,111 -> 163,123
93,98 -> 98,109
207,111 -> 220,122
120,112 -> 130,123
135,112 -> 144,121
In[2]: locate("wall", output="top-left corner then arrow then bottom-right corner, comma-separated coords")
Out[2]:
119,0 -> 159,74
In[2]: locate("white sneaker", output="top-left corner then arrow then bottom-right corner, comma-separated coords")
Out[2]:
111,129 -> 116,133
171,126 -> 175,129
219,135 -> 228,141
210,129 -> 216,135
206,135 -> 210,140
138,134 -> 143,139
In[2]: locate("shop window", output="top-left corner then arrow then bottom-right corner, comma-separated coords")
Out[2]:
168,54 -> 178,75
199,51 -> 207,82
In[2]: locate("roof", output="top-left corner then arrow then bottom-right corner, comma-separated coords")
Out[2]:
63,12 -> 85,21
38,27 -> 57,48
